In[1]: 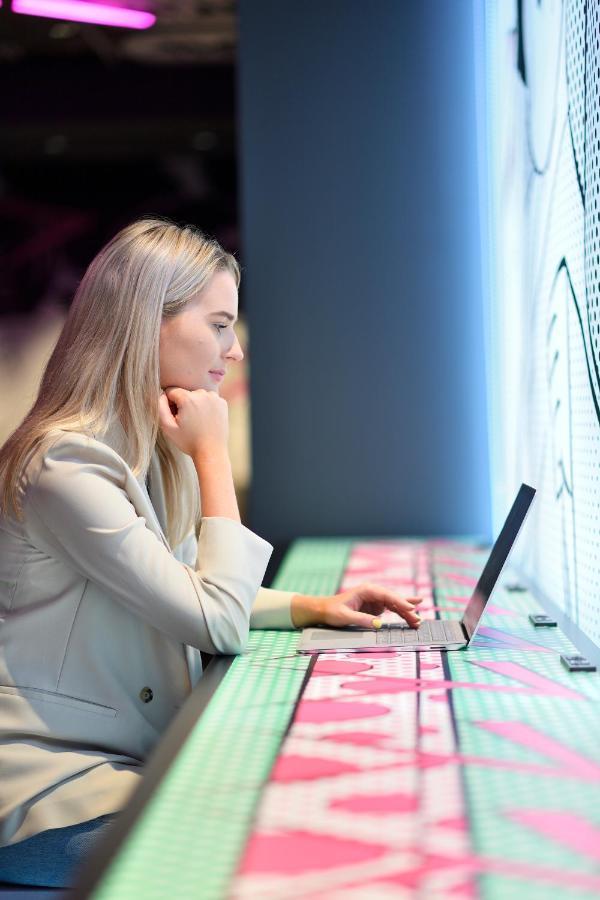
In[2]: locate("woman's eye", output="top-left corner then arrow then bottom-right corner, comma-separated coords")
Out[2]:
213,324 -> 227,334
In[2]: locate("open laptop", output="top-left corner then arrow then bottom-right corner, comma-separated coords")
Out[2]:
298,483 -> 536,654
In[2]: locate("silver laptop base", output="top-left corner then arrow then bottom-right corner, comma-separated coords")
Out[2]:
298,619 -> 468,654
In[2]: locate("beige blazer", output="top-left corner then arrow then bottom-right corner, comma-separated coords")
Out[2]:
0,423 -> 295,846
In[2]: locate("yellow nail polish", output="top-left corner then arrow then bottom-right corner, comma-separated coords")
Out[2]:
372,618 -> 382,629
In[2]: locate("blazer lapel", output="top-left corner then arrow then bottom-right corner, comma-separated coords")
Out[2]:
95,418 -> 171,551
94,419 -> 196,686
144,452 -> 172,550
125,467 -> 172,552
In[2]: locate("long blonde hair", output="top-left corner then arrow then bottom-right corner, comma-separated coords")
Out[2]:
0,217 -> 240,547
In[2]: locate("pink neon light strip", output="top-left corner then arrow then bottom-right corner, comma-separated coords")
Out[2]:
506,810 -> 600,862
469,660 -> 585,700
476,721 -> 600,780
12,0 -> 156,29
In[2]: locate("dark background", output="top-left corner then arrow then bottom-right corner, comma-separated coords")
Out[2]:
0,0 -> 492,544
0,0 -> 239,318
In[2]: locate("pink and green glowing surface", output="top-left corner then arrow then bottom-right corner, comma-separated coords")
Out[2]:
90,538 -> 600,900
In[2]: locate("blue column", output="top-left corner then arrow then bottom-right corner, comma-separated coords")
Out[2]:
239,0 -> 490,541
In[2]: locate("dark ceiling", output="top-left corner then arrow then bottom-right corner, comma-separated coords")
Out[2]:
0,0 -> 237,66
0,1 -> 239,316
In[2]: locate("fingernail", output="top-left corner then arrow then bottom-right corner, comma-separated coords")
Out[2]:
372,618 -> 382,629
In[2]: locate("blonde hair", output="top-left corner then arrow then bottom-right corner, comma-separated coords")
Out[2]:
0,217 -> 240,547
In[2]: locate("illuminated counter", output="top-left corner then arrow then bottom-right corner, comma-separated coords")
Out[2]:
73,539 -> 600,899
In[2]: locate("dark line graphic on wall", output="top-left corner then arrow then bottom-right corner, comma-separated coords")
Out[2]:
516,0 -> 527,85
548,349 -> 560,384
524,119 -> 567,426
551,258 -> 600,428
567,116 -> 585,205
565,0 -> 587,203
582,0 -> 588,211
529,119 -> 567,305
518,0 -> 564,176
546,259 -> 579,623
556,461 -> 573,499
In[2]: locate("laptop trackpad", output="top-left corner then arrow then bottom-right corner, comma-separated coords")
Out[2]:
300,629 -> 376,651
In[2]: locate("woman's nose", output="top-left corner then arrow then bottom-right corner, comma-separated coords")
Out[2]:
226,332 -> 244,363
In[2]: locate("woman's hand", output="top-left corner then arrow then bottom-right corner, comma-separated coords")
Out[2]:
158,387 -> 230,459
291,582 -> 422,629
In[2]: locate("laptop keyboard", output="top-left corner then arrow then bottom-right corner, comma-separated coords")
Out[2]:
375,619 -> 465,645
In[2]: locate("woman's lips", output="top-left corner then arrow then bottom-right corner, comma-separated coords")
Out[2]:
209,370 -> 225,382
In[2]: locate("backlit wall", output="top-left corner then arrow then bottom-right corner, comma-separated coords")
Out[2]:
485,0 -> 600,647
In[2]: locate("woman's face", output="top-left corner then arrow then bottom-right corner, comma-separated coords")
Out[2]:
159,269 -> 243,393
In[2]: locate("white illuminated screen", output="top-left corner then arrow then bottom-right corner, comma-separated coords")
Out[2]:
484,1 -> 600,648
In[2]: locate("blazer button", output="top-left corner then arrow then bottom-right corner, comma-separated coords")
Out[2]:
139,687 -> 153,703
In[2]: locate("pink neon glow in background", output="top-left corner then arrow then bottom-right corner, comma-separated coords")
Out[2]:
12,0 -> 156,29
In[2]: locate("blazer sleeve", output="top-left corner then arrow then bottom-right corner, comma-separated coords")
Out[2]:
23,435 -> 273,655
251,587 -> 296,629
175,534 -> 296,629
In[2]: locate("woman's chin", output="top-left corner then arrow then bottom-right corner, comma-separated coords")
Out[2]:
159,381 -> 219,393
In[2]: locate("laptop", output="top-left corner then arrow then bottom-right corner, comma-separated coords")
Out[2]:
298,483 -> 536,654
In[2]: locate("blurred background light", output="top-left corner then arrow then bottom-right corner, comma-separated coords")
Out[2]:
12,0 -> 156,30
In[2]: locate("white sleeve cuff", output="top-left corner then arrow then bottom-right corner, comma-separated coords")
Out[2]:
250,586 -> 297,630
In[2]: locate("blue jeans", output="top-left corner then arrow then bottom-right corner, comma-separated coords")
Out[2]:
0,813 -> 117,888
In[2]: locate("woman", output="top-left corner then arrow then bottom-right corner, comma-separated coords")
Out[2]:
0,218 -> 421,887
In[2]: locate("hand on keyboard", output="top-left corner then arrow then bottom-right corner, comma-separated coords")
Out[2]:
292,582 -> 423,631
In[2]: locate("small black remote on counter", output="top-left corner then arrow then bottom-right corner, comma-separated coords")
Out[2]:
529,614 -> 557,627
560,654 -> 597,672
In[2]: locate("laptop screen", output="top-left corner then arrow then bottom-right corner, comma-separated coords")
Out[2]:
461,483 -> 536,641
